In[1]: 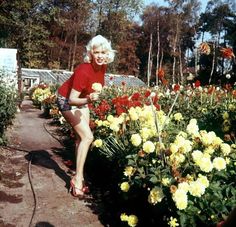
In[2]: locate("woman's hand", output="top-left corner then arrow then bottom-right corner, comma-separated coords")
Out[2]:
89,92 -> 100,102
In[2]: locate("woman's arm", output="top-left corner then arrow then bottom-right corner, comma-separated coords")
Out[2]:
68,88 -> 99,106
68,89 -> 88,106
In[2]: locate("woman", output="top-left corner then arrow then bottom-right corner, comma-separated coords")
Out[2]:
56,35 -> 116,198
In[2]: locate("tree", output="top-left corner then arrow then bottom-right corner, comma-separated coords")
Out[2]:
197,0 -> 236,84
139,1 -> 199,85
0,0 -> 53,68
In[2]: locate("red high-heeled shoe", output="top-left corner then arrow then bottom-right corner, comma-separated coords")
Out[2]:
82,181 -> 90,194
69,180 -> 85,199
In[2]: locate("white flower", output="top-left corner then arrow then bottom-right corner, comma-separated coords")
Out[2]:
226,74 -> 231,79
92,83 -> 103,92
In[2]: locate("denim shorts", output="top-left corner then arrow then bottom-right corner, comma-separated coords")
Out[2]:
56,95 -> 88,112
56,95 -> 72,112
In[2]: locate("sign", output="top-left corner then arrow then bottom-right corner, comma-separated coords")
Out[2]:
0,48 -> 18,72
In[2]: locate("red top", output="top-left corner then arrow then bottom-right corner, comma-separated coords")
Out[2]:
58,63 -> 106,98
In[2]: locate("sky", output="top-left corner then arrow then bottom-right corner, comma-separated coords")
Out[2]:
143,0 -> 209,12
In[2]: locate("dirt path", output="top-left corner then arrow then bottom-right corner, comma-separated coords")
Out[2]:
0,97 -> 104,227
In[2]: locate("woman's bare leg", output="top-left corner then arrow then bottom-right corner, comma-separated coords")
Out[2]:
62,107 -> 93,194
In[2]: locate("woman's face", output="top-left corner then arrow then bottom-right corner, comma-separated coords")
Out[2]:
91,45 -> 108,66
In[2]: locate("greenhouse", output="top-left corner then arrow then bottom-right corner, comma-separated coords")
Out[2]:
21,68 -> 146,90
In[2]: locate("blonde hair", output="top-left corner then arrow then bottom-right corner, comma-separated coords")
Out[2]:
84,35 -> 116,64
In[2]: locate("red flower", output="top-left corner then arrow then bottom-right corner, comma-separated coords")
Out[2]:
144,90 -> 151,97
89,120 -> 96,129
131,101 -> 142,107
154,103 -> 160,110
121,81 -> 126,86
150,94 -> 159,104
195,80 -> 201,87
156,67 -> 165,79
173,84 -> 180,92
109,76 -> 113,80
116,106 -> 126,115
131,92 -> 141,101
220,47 -> 235,59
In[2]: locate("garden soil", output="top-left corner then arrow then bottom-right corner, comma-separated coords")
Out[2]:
0,97 -> 105,227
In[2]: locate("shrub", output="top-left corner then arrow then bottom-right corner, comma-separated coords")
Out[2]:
0,70 -> 18,144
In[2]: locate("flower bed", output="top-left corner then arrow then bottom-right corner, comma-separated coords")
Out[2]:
89,84 -> 236,227
34,82 -> 236,226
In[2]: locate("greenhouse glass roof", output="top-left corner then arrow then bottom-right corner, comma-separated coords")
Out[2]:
21,68 -> 146,87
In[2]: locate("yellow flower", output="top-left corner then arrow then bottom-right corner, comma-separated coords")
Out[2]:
92,82 -> 102,92
148,187 -> 164,205
189,181 -> 206,197
174,136 -> 192,153
213,157 -> 226,170
101,120 -> 109,127
178,182 -> 189,192
222,112 -> 229,120
198,156 -> 213,173
204,146 -> 215,155
201,131 -> 216,146
95,119 -> 103,127
140,127 -> 151,140
120,213 -> 129,221
127,215 -> 138,227
120,182 -> 130,192
225,157 -> 230,164
143,141 -> 155,153
197,174 -> 209,188
172,189 -> 188,210
212,137 -> 223,147
228,104 -> 235,111
220,143 -> 231,156
171,153 -> 185,165
170,143 -> 179,154
130,134 -> 142,147
118,114 -> 126,124
173,113 -> 183,121
162,177 -> 171,186
177,131 -> 187,138
124,166 -> 136,177
192,150 -> 203,164
168,217 -> 179,227
129,107 -> 139,121
93,139 -> 103,148
201,108 -> 208,114
109,122 -> 120,132
107,114 -> 114,122
186,119 -> 199,135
